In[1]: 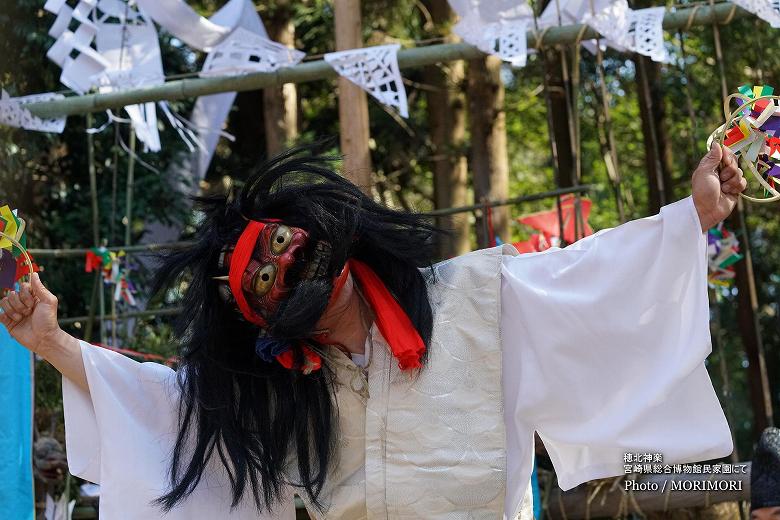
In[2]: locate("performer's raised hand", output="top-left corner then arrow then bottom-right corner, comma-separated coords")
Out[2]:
0,273 -> 64,356
691,142 -> 747,231
0,273 -> 86,390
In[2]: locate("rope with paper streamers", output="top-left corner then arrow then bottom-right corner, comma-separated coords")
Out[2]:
707,223 -> 743,286
85,248 -> 138,307
708,84 -> 780,203
0,205 -> 39,294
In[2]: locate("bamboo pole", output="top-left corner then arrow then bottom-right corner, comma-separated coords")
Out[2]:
124,129 -> 136,247
115,128 -> 137,344
54,185 -> 589,326
424,184 -> 594,216
59,306 -> 183,327
33,186 -> 592,256
24,3 -> 748,120
33,184 -> 591,260
27,241 -> 192,258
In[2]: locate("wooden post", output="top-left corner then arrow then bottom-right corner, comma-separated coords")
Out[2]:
468,55 -> 510,246
540,47 -> 575,190
264,6 -> 298,156
334,0 -> 372,192
423,0 -> 470,258
635,54 -> 674,214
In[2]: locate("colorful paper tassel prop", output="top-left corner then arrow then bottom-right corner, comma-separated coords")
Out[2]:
0,205 -> 36,294
708,84 -> 780,203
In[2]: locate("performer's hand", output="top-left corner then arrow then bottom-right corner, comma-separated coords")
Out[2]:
0,273 -> 65,356
691,142 -> 747,232
0,273 -> 87,390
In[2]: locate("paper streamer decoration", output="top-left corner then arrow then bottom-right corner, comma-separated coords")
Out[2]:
114,272 -> 137,306
0,91 -> 66,133
92,0 -> 164,90
324,44 -> 409,118
136,0 -> 275,179
43,0 -> 165,150
538,0 -> 613,26
85,247 -> 111,274
540,0 -> 669,62
201,28 -> 305,77
43,0 -> 111,93
626,7 -> 669,63
93,0 -> 166,151
579,0 -> 633,50
450,0 -> 533,67
708,84 -> 780,203
134,0 -> 235,51
707,224 -> 742,285
0,326 -> 34,520
730,0 -> 780,28
85,249 -> 138,306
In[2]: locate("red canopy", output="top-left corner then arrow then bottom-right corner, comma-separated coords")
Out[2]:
517,194 -> 593,244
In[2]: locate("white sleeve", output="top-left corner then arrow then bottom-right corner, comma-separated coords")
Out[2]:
62,341 -> 295,519
501,196 -> 733,491
62,340 -> 180,485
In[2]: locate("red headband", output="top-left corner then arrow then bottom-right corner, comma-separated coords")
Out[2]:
228,220 -> 269,327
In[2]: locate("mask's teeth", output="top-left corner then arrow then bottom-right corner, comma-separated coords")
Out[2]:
302,241 -> 332,280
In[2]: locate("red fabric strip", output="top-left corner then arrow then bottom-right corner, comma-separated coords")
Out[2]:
348,258 -> 425,370
229,221 -> 268,327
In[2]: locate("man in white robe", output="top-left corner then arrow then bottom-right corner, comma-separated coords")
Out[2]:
0,142 -> 746,519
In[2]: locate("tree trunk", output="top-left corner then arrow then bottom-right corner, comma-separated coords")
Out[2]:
334,0 -> 372,192
634,54 -> 674,214
728,200 -> 774,438
232,90 -> 266,169
468,55 -> 510,247
422,0 -> 470,258
542,46 -> 576,190
263,9 -> 298,156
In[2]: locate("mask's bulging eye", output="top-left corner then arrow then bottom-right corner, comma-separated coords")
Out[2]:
271,225 -> 293,254
252,264 -> 277,296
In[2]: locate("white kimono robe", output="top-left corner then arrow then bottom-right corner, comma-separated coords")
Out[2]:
62,195 -> 733,518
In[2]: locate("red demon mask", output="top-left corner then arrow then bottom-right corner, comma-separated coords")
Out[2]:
218,222 -> 309,325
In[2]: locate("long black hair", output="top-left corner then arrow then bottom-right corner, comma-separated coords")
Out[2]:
151,142 -> 441,513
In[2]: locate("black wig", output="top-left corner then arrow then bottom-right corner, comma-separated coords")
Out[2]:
151,142 -> 441,513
